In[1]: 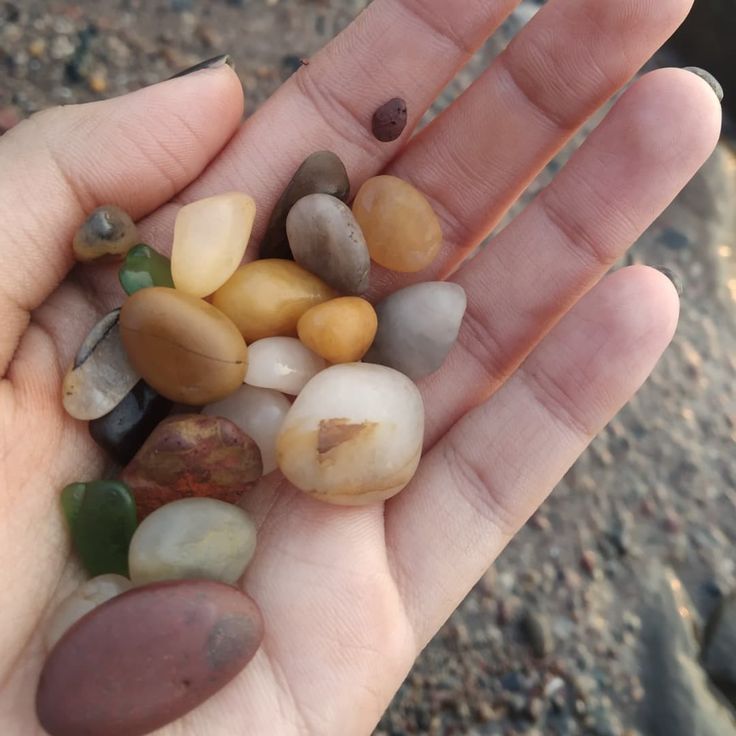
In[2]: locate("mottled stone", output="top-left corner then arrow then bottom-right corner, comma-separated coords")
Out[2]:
36,580 -> 263,736
260,151 -> 350,260
62,480 -> 138,577
352,175 -> 443,272
121,414 -> 262,518
286,193 -> 370,294
371,97 -> 408,142
365,282 -> 467,380
72,205 -> 138,262
119,287 -> 247,405
88,381 -> 173,465
129,498 -> 257,585
297,297 -> 377,364
245,336 -> 326,395
118,244 -> 174,295
204,384 -> 290,474
62,309 -> 140,420
44,575 -> 133,651
171,192 -> 256,297
277,363 -> 424,505
212,260 -> 336,343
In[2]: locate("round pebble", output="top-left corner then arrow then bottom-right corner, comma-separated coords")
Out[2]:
72,205 -> 138,262
297,297 -> 377,364
245,336 -> 326,395
371,97 -> 408,142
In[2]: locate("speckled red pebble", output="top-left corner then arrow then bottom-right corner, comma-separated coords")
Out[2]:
121,414 -> 263,519
36,579 -> 264,736
371,97 -> 407,142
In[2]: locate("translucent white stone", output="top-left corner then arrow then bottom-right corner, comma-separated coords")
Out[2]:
128,498 -> 257,586
244,337 -> 326,395
44,574 -> 132,650
204,385 -> 291,474
277,363 -> 424,505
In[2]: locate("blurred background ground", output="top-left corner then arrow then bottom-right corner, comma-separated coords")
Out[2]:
1,1 -> 735,734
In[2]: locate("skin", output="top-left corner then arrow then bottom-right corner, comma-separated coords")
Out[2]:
0,0 -> 722,733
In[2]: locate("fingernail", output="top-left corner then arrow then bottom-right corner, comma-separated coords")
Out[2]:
169,54 -> 234,80
655,266 -> 684,297
683,67 -> 724,103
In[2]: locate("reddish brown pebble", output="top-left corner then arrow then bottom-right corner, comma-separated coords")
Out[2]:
371,97 -> 407,142
36,579 -> 263,736
121,414 -> 262,518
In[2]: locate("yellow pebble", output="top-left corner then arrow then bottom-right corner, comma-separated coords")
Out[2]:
297,297 -> 377,364
212,260 -> 336,343
352,175 -> 442,273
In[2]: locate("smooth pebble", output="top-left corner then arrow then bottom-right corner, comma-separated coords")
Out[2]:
371,97 -> 408,142
245,336 -> 326,395
72,205 -> 138,262
119,244 -> 174,294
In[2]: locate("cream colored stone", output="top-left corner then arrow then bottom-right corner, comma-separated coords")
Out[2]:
245,337 -> 326,395
171,192 -> 256,297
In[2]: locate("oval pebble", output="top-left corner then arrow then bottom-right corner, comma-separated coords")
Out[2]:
204,385 -> 290,474
260,150 -> 350,260
352,175 -> 442,273
44,575 -> 132,651
120,287 -> 247,405
245,336 -> 326,395
286,193 -> 370,295
364,282 -> 467,380
371,97 -> 408,142
119,243 -> 174,295
212,260 -> 336,343
72,205 -> 138,262
121,414 -> 262,518
171,192 -> 256,298
62,309 -> 140,420
129,498 -> 257,585
277,363 -> 424,504
297,297 -> 377,364
36,580 -> 264,736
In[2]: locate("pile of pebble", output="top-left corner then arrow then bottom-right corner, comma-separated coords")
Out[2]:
36,148 -> 468,736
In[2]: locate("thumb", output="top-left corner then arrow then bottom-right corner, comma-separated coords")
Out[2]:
0,58 -> 243,373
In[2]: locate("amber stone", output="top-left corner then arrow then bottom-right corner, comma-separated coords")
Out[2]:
121,414 -> 262,518
119,287 -> 247,405
297,297 -> 377,364
371,97 -> 408,142
212,260 -> 336,343
260,151 -> 350,260
72,205 -> 138,262
352,175 -> 443,273
36,580 -> 263,736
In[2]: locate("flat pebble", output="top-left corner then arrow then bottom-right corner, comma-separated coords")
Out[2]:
260,150 -> 350,260
62,309 -> 140,420
204,385 -> 290,474
171,192 -> 256,297
88,380 -> 172,465
212,260 -> 336,343
352,175 -> 442,272
120,287 -> 247,405
121,414 -> 262,518
129,498 -> 257,585
245,336 -> 326,395
62,480 -> 138,577
297,297 -> 377,364
36,580 -> 263,736
44,575 -> 132,651
119,244 -> 174,294
365,282 -> 467,379
371,97 -> 408,142
277,363 -> 424,504
286,193 -> 370,294
72,205 -> 138,262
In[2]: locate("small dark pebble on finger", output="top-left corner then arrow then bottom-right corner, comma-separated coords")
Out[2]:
372,97 -> 408,142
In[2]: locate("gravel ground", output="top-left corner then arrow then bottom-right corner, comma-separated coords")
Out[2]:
2,1 -> 735,734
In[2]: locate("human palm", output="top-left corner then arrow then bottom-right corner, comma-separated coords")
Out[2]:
0,0 -> 721,734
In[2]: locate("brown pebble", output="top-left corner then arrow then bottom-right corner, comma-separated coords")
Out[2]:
371,97 -> 408,142
36,579 -> 263,736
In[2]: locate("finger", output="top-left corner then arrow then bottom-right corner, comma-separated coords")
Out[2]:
422,68 -> 721,445
0,64 -> 243,374
372,0 -> 698,294
387,266 -> 679,642
138,0 -> 521,245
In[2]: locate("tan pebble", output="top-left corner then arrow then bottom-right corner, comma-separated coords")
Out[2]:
352,175 -> 442,273
297,297 -> 377,363
212,259 -> 336,343
72,205 -> 138,263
